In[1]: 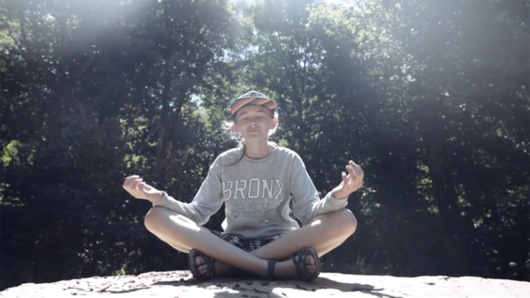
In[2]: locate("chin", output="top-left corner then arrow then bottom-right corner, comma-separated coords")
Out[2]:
244,134 -> 265,140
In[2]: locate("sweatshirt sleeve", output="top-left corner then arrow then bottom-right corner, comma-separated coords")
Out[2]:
150,155 -> 224,226
290,153 -> 348,225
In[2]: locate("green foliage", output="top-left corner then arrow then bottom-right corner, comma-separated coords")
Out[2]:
0,0 -> 235,288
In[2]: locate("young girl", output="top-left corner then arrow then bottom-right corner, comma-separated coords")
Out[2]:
122,91 -> 362,281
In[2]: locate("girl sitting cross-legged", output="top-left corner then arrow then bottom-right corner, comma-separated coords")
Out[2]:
122,91 -> 363,281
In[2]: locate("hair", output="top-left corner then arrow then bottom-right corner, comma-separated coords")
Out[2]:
223,110 -> 280,166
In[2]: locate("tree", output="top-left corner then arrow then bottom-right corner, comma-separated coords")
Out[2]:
0,0 -> 235,289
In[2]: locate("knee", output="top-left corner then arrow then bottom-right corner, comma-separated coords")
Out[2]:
144,207 -> 174,233
330,208 -> 358,237
144,207 -> 197,237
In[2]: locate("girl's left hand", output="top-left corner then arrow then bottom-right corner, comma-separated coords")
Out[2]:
332,160 -> 364,199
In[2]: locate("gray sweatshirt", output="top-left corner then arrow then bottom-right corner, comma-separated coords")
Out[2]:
152,145 -> 348,239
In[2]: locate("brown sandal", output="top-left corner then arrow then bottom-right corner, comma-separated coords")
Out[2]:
292,247 -> 320,281
188,249 -> 216,280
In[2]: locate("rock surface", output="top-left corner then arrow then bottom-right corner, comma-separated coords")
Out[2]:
1,270 -> 528,298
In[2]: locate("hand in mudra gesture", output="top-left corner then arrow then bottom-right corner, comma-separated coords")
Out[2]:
122,175 -> 162,202
332,160 -> 364,199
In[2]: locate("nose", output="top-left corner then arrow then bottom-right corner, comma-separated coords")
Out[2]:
249,121 -> 257,127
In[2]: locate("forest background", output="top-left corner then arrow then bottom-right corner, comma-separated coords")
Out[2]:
1,0 -> 528,290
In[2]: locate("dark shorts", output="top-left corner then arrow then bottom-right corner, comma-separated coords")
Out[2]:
210,230 -> 282,252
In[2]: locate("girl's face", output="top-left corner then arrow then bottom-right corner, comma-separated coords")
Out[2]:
233,105 -> 277,141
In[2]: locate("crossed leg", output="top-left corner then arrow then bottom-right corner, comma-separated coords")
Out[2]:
144,207 -> 357,279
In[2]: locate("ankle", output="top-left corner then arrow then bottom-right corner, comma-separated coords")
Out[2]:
215,261 -> 232,275
273,260 -> 296,279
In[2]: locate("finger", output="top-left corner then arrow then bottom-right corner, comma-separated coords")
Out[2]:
350,159 -> 360,165
134,178 -> 144,187
124,178 -> 135,190
350,160 -> 363,170
124,176 -> 140,189
350,161 -> 363,176
131,178 -> 143,191
139,182 -> 150,192
122,176 -> 134,188
352,164 -> 364,177
346,164 -> 357,177
341,171 -> 347,183
130,183 -> 144,198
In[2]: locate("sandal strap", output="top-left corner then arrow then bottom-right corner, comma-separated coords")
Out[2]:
292,248 -> 308,279
292,247 -> 320,281
189,249 -> 216,279
267,259 -> 277,280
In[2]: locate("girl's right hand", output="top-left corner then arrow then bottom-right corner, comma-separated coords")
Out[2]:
122,175 -> 163,202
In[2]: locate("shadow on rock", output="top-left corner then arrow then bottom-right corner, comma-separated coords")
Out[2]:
149,275 -> 403,298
